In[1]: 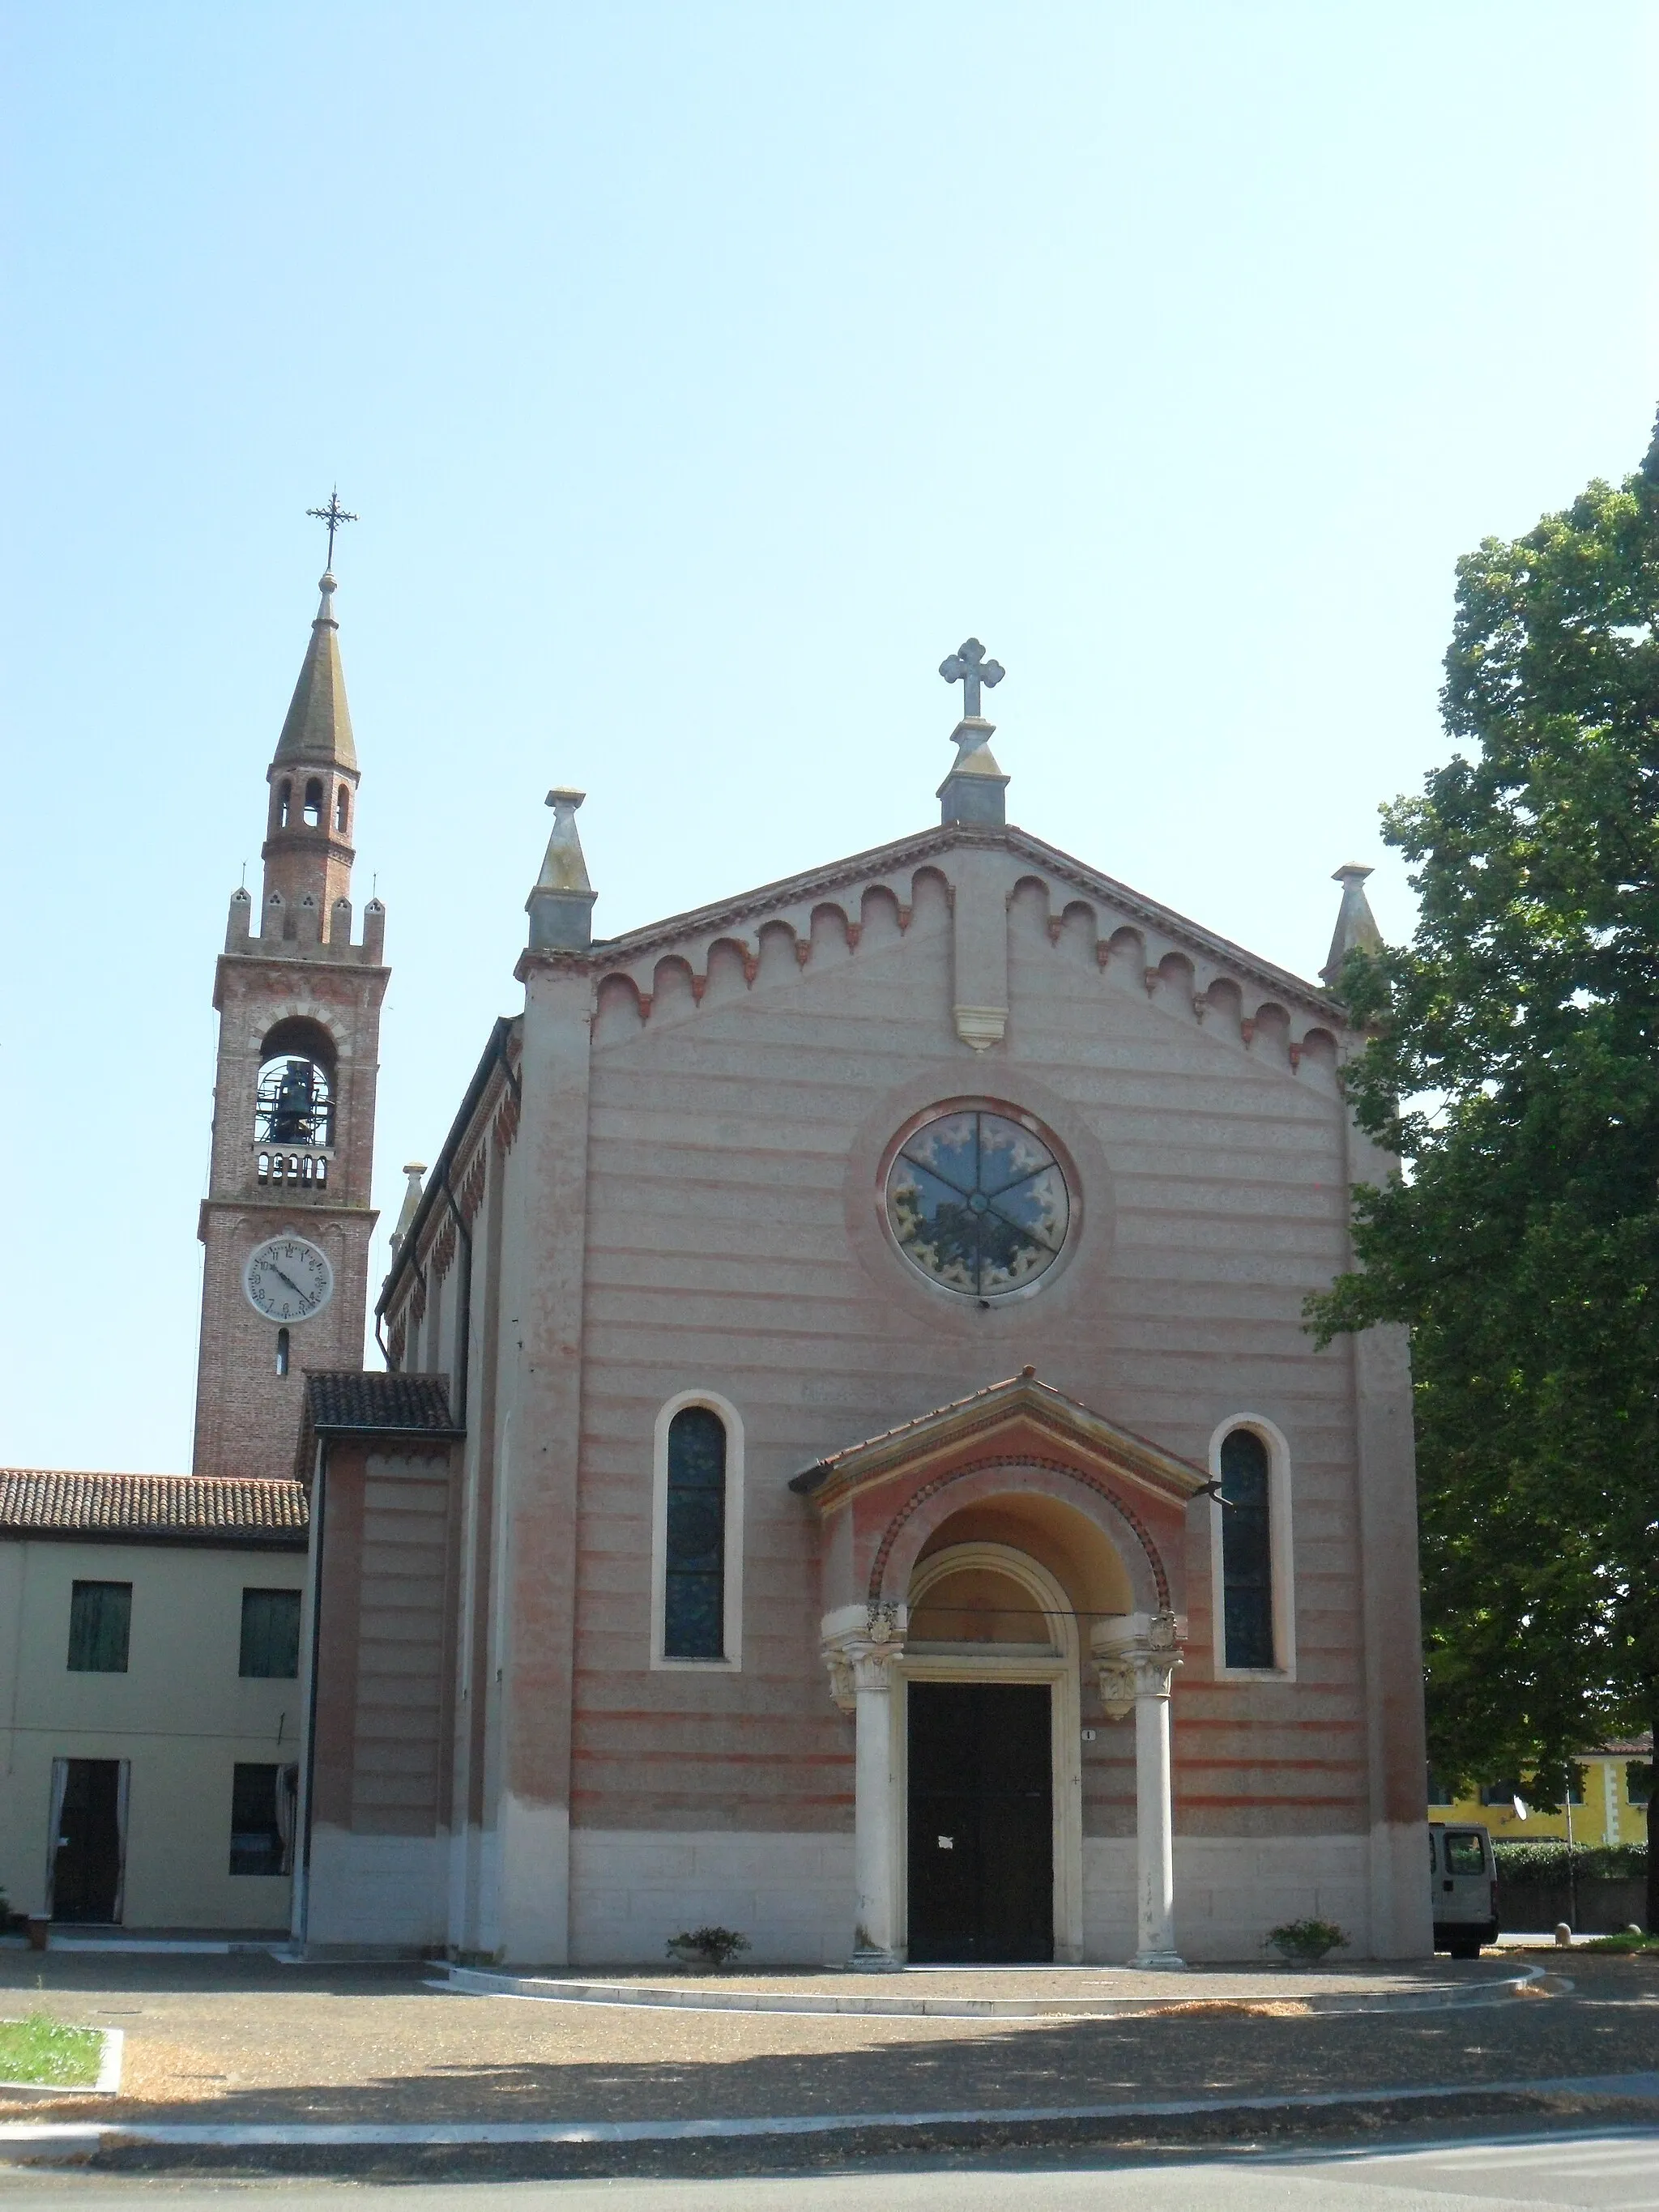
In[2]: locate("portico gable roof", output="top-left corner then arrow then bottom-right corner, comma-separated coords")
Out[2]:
789,1369 -> 1209,1517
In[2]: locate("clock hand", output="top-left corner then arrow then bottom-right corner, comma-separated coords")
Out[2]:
270,1265 -> 318,1310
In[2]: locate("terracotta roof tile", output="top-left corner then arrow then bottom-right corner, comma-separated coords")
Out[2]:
303,1372 -> 458,1432
0,1469 -> 309,1541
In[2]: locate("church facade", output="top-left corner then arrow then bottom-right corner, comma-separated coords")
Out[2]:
6,567 -> 1427,1961
277,619 -> 1431,1970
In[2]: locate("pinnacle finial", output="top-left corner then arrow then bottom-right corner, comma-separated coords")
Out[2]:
1321,863 -> 1383,989
526,786 -> 597,949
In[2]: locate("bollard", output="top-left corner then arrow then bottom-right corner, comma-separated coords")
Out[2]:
1554,1923 -> 1572,1947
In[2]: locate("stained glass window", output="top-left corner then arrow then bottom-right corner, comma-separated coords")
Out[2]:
885,1109 -> 1070,1298
664,1406 -> 727,1659
1219,1428 -> 1274,1669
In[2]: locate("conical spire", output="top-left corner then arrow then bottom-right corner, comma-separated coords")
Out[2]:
526,788 -> 598,950
1321,863 -> 1384,988
274,573 -> 358,771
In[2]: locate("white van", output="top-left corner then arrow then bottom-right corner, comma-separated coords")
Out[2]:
1430,1821 -> 1499,1958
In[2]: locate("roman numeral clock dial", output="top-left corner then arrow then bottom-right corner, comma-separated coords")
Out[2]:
243,1234 -> 335,1323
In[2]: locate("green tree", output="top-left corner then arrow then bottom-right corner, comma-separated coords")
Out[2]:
1307,413 -> 1659,1929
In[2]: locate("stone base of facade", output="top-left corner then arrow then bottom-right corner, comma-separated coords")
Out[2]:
303,1826 -> 448,1953
553,1828 -> 1417,1967
1088,1834 -> 1386,1962
569,1828 -> 856,1967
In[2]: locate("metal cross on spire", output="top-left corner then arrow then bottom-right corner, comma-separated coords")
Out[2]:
939,637 -> 1005,720
305,488 -> 359,569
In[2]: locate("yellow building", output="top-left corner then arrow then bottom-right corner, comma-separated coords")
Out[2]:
1430,1741 -> 1652,1848
0,1471 -> 309,1933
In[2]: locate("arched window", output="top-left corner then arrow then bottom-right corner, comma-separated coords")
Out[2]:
275,1328 -> 290,1378
303,778 -> 323,828
335,785 -> 349,834
1218,1427 -> 1273,1669
277,780 -> 292,829
663,1406 -> 727,1659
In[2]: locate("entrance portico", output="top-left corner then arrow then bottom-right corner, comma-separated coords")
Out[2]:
793,1368 -> 1208,1969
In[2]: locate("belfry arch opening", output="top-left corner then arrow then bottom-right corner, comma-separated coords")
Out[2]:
254,1018 -> 337,1151
302,778 -> 324,829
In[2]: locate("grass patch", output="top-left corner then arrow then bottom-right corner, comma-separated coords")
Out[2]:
1582,1930 -> 1659,1954
0,2014 -> 104,2089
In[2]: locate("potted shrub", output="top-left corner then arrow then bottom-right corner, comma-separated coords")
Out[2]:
666,1926 -> 751,1974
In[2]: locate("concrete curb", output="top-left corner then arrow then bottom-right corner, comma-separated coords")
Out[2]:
436,1962 -> 1559,2020
0,2065 -> 1654,2163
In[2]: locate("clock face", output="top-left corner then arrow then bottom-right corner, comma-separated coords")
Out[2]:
244,1234 -> 335,1323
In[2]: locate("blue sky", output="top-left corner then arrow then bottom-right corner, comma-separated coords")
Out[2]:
3,2 -> 1654,1472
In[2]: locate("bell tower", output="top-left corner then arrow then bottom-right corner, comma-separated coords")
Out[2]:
193,556 -> 389,1481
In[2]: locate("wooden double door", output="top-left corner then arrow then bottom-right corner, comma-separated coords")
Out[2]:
906,1681 -> 1054,1963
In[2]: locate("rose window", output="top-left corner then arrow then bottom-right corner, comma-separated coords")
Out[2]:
885,1108 -> 1071,1298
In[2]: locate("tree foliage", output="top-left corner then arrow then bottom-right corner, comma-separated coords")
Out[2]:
1306,414 -> 1659,1921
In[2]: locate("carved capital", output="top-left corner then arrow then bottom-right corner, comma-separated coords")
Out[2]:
821,1605 -> 906,1711
1093,1610 -> 1183,1718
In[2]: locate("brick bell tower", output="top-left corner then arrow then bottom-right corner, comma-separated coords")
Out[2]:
193,555 -> 388,1481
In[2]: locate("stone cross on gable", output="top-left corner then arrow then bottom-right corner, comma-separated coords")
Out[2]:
939,637 -> 1005,721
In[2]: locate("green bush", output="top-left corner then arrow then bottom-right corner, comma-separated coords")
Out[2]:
1265,1918 -> 1350,1965
1490,1840 -> 1647,1883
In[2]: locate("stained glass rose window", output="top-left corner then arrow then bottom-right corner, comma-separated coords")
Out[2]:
885,1109 -> 1070,1298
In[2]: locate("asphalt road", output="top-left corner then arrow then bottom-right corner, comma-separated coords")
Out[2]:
1,2129 -> 1656,2210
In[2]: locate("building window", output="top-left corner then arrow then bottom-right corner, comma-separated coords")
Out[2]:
1427,1770 -> 1452,1806
302,777 -> 323,828
240,1588 -> 301,1679
1567,1768 -> 1585,1807
663,1407 -> 727,1659
1218,1427 -> 1273,1669
885,1106 -> 1071,1299
1629,1762 -> 1653,1808
277,779 -> 292,829
67,1581 -> 131,1673
229,1763 -> 291,1875
1480,1780 -> 1519,1808
335,785 -> 349,833
275,1327 -> 290,1377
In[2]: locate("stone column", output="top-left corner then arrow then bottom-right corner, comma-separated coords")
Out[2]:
823,1607 -> 905,1967
1096,1613 -> 1184,1967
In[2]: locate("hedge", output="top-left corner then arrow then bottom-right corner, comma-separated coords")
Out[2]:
1490,1840 -> 1647,1882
